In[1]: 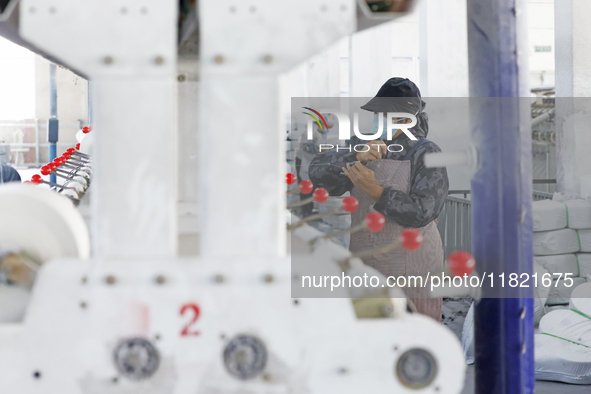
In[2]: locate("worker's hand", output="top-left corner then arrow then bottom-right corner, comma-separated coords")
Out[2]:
356,140 -> 387,162
342,162 -> 384,201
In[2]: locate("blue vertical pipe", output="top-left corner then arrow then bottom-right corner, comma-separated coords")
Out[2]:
467,0 -> 534,393
48,63 -> 58,184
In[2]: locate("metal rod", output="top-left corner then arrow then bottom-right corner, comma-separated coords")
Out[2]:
287,208 -> 339,230
314,222 -> 366,244
287,196 -> 315,209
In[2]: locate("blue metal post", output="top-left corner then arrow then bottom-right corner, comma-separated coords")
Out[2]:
467,0 -> 534,393
48,63 -> 58,184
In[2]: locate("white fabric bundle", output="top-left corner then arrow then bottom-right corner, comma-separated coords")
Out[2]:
547,278 -> 588,306
576,254 -> 591,277
535,313 -> 591,385
533,200 -> 567,231
579,230 -> 591,252
535,334 -> 591,384
570,282 -> 591,318
565,199 -> 591,229
534,229 -> 581,255
317,197 -> 344,213
534,262 -> 551,324
461,302 -> 475,365
534,254 -> 579,276
539,309 -> 591,346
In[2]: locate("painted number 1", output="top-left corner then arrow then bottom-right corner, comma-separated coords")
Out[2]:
180,303 -> 201,336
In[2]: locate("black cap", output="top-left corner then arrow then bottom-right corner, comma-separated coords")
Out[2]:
361,77 -> 424,114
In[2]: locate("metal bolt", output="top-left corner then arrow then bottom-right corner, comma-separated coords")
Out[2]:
155,275 -> 166,285
154,334 -> 161,341
33,371 -> 41,379
220,333 -> 226,340
263,54 -> 273,64
293,299 -> 300,306
103,56 -> 114,65
105,275 -> 116,285
111,376 -> 118,384
154,56 -> 165,65
214,274 -> 225,283
337,367 -> 348,375
81,276 -> 87,284
213,55 -> 224,64
177,74 -> 186,82
393,345 -> 399,352
80,301 -> 87,309
263,273 -> 274,283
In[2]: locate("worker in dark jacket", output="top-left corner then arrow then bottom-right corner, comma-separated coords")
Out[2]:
0,164 -> 21,184
309,78 -> 448,321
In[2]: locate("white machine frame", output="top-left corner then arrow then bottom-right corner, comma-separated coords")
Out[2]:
0,1 -> 467,392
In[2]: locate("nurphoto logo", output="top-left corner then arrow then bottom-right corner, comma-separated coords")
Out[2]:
302,107 -> 417,153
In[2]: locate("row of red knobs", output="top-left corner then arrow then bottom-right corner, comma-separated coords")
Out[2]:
28,144 -> 87,184
286,173 -> 475,276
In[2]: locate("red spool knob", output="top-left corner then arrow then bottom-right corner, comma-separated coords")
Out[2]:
399,228 -> 423,251
75,143 -> 80,150
48,163 -> 57,171
447,251 -> 476,277
67,148 -> 75,154
299,180 -> 313,194
365,212 -> 386,232
82,127 -> 90,134
341,196 -> 359,213
40,167 -> 50,176
286,173 -> 297,185
31,174 -> 42,184
313,188 -> 329,204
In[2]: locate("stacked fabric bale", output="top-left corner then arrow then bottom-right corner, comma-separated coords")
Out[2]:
533,199 -> 591,323
535,282 -> 591,384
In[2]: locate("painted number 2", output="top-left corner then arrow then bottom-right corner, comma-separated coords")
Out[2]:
180,303 -> 201,336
